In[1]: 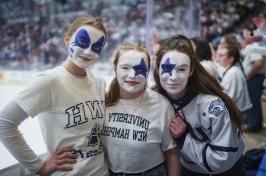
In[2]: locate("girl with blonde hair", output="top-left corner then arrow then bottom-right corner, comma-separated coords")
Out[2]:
102,42 -> 180,176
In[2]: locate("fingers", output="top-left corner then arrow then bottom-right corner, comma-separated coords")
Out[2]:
55,158 -> 77,165
55,147 -> 74,155
56,151 -> 77,160
170,117 -> 187,138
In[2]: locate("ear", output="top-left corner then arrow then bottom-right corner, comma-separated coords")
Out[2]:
64,34 -> 71,47
229,56 -> 234,64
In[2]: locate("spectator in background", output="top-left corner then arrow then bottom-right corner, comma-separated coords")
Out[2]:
219,34 -> 240,49
217,45 -> 252,116
191,37 -> 220,80
242,43 -> 265,133
241,14 -> 266,133
0,16 -> 109,175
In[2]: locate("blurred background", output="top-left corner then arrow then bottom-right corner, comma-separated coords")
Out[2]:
0,0 -> 266,175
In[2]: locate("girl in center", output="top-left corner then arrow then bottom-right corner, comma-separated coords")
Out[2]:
102,43 -> 180,176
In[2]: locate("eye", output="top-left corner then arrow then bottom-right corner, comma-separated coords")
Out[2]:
121,66 -> 129,70
162,65 -> 172,72
135,68 -> 146,72
78,39 -> 85,45
91,36 -> 105,55
178,67 -> 187,72
74,29 -> 90,48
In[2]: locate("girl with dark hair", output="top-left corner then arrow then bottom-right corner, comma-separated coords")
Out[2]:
103,42 -> 179,176
153,35 -> 245,176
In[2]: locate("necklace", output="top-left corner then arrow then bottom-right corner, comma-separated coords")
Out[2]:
119,91 -> 146,115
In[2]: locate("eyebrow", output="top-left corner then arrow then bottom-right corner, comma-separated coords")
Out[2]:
176,64 -> 189,68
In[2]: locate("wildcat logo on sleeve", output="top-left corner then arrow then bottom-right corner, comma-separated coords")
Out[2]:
208,99 -> 225,117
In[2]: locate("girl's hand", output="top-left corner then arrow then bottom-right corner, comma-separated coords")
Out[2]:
170,115 -> 187,139
37,147 -> 77,176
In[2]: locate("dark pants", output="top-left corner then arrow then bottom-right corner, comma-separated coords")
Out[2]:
181,156 -> 245,176
109,162 -> 167,176
246,74 -> 265,131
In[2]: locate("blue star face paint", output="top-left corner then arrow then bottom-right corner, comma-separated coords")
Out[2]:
132,58 -> 148,78
159,51 -> 191,99
68,26 -> 106,69
161,58 -> 176,76
117,50 -> 149,94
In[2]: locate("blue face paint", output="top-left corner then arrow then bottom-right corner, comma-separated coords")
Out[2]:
73,29 -> 91,49
161,58 -> 176,76
91,36 -> 105,56
132,58 -> 148,78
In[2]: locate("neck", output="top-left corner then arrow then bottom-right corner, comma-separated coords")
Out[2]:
120,89 -> 145,99
224,64 -> 232,70
63,59 -> 87,77
168,89 -> 187,100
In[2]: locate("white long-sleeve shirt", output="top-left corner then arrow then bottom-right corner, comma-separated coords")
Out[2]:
0,66 -> 108,175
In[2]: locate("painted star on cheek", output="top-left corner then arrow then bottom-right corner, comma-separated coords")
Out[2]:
132,58 -> 148,78
161,58 -> 176,76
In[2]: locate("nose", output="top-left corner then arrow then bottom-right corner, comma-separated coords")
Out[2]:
128,69 -> 136,79
83,47 -> 92,55
169,70 -> 179,81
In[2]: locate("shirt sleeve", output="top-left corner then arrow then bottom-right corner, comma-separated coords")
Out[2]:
161,102 -> 177,151
221,70 -> 241,102
0,101 -> 44,172
180,98 -> 245,173
14,74 -> 52,117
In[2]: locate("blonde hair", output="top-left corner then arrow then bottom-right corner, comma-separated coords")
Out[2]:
66,16 -> 107,37
105,42 -> 151,106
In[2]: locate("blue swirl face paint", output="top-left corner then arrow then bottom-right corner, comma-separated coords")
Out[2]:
73,29 -> 91,49
68,26 -> 106,69
91,36 -> 105,56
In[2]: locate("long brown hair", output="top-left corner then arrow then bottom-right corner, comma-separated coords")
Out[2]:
105,43 -> 151,107
154,35 -> 243,133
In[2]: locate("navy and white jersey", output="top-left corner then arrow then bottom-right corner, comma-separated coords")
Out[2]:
171,93 -> 245,174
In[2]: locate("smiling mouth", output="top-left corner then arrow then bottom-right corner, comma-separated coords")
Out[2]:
79,56 -> 93,61
125,80 -> 139,85
167,83 -> 181,86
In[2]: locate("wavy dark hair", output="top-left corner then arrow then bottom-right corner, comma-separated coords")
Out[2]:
154,35 -> 243,133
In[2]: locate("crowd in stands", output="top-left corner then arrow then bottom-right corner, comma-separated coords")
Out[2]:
0,0 -> 264,70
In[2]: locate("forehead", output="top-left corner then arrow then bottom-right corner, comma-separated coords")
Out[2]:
161,51 -> 190,65
118,50 -> 148,65
72,25 -> 105,40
